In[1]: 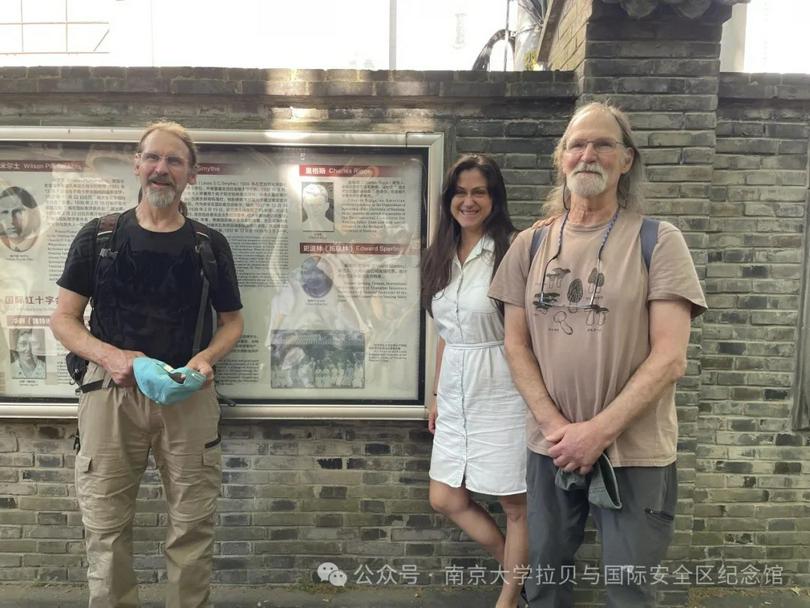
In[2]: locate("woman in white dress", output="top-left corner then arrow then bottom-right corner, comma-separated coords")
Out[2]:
422,155 -> 528,608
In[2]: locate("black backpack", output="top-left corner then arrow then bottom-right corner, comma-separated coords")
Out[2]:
66,211 -> 219,388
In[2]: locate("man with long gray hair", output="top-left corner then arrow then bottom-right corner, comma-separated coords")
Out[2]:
489,102 -> 706,607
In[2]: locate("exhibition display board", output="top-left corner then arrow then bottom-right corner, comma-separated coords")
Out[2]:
0,128 -> 443,418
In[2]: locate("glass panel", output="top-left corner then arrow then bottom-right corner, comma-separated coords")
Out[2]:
67,0 -> 110,22
23,23 -> 65,53
67,23 -> 108,52
0,2 -> 22,22
396,0 -> 507,70
22,0 -> 65,23
745,0 -> 810,73
0,25 -> 22,53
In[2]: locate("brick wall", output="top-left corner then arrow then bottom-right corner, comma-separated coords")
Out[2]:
699,71 -> 810,583
545,0 -> 593,74
0,418 -> 469,585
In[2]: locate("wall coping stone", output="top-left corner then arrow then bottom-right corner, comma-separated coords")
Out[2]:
719,72 -> 810,101
1,68 -> 576,101
601,0 -> 746,19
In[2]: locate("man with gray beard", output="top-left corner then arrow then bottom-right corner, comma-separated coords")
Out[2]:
50,121 -> 243,608
489,103 -> 706,607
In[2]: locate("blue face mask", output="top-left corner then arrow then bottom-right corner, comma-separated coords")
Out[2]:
133,357 -> 207,405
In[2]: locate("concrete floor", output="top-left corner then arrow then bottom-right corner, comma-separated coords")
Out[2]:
0,583 -> 499,608
1,583 -> 809,607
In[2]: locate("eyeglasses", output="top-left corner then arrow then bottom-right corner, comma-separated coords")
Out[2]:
533,209 -> 620,312
563,138 -> 626,157
452,188 -> 490,202
137,152 -> 189,168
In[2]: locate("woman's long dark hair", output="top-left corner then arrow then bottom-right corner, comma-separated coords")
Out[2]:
421,154 -> 516,315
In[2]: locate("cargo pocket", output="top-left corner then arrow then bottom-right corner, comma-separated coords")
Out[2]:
644,463 -> 678,529
202,442 -> 222,487
200,441 -> 222,514
75,451 -> 139,530
163,442 -> 222,522
75,454 -> 92,474
74,454 -> 93,521
644,507 -> 674,525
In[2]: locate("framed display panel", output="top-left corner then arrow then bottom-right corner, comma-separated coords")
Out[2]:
0,128 -> 444,419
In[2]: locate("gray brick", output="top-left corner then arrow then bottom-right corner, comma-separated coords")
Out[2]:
364,443 -> 391,456
0,485 -> 35,497
241,80 -> 309,96
24,526 -> 84,539
442,82 -> 505,97
0,568 -> 37,581
219,513 -> 251,526
503,153 -> 538,168
23,554 -> 83,567
0,454 -> 32,466
455,137 -> 490,153
36,512 -> 67,526
504,121 -> 538,137
0,435 -> 18,452
34,454 -> 62,468
0,526 -> 21,539
664,162 -> 719,181
375,81 -> 441,97
456,121 -> 503,137
36,567 -> 67,582
316,81 -> 374,96
37,485 -> 68,498
21,469 -> 72,483
586,40 -> 719,59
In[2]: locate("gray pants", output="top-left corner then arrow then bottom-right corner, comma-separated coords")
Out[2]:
526,452 -> 677,608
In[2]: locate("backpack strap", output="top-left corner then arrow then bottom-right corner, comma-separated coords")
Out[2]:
68,212 -> 122,391
91,212 -> 122,306
191,272 -> 209,356
186,218 -> 235,406
529,226 -> 549,268
187,218 -> 219,356
96,212 -> 120,259
188,218 -> 219,289
639,217 -> 659,272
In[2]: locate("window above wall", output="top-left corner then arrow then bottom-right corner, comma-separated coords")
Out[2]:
720,0 -> 810,73
3,0 -> 806,74
0,0 -> 520,70
0,0 -> 110,57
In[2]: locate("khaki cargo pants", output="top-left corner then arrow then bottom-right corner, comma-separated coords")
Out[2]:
75,362 -> 222,608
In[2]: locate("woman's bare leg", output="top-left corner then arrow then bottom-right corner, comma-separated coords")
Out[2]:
494,493 -> 528,608
429,480 -> 506,562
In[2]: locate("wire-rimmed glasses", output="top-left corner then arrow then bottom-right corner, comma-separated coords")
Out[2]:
563,138 -> 626,158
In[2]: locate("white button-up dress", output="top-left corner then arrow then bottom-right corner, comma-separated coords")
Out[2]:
429,236 -> 527,495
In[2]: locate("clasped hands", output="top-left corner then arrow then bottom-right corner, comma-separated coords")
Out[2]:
545,418 -> 612,476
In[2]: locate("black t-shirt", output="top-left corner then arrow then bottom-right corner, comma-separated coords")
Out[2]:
57,208 -> 242,368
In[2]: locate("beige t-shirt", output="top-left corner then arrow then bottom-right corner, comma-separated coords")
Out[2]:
489,211 -> 706,466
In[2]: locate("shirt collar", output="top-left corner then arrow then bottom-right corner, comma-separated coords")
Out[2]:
455,234 -> 494,267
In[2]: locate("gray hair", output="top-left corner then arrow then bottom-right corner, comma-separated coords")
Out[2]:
543,102 -> 646,216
